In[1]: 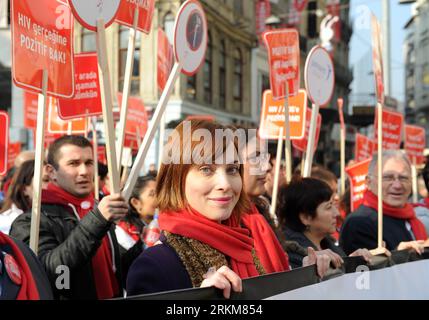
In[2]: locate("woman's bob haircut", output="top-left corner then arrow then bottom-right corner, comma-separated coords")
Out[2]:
156,120 -> 251,220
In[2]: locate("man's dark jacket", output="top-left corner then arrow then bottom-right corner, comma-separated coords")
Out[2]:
9,203 -> 142,300
340,204 -> 415,255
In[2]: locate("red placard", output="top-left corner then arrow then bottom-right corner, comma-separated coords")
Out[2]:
404,125 -> 426,165
48,98 -> 87,134
0,112 -> 9,175
292,108 -> 322,152
117,93 -> 148,149
293,0 -> 309,12
7,142 -> 21,170
11,0 -> 74,98
371,14 -> 384,104
355,133 -> 374,162
373,108 -> 403,151
259,89 -> 307,140
23,91 -> 38,129
157,28 -> 174,92
256,0 -> 271,35
57,52 -> 102,120
98,145 -> 107,165
263,29 -> 300,99
346,159 -> 371,212
115,0 -> 155,34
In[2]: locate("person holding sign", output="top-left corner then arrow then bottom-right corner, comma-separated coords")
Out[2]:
340,151 -> 428,255
412,160 -> 429,235
10,136 -> 142,300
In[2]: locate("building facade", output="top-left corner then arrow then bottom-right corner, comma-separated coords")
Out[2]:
404,0 -> 429,142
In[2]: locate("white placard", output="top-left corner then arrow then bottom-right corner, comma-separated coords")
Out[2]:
174,0 -> 208,75
304,46 -> 335,107
68,0 -> 121,31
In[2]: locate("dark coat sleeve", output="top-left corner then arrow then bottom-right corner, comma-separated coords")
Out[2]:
10,207 -> 112,283
340,214 -> 378,255
126,244 -> 192,297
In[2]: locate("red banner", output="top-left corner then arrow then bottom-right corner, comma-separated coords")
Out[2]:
115,0 -> 155,34
355,133 -> 374,162
263,29 -> 300,99
346,158 -> 371,212
7,142 -> 21,170
292,108 -> 322,152
293,0 -> 309,12
157,28 -> 174,92
98,145 -> 107,165
11,0 -> 74,98
117,93 -> 148,150
404,125 -> 426,165
373,108 -> 403,151
0,112 -> 9,175
256,0 -> 271,35
23,91 -> 38,129
57,52 -> 102,120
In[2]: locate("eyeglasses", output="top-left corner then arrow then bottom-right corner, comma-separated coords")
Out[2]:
380,174 -> 411,184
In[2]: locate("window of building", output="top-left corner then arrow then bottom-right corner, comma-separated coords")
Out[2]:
203,33 -> 212,104
81,29 -> 96,52
219,40 -> 227,109
233,48 -> 243,110
186,75 -> 197,100
233,0 -> 243,15
118,26 -> 141,95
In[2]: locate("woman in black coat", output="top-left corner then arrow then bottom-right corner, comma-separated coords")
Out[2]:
276,178 -> 372,269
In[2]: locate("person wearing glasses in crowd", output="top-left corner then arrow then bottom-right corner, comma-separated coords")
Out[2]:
340,150 -> 428,255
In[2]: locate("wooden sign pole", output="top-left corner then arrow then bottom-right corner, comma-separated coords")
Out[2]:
117,9 -> 139,172
92,117 -> 99,201
123,60 -> 183,200
29,69 -> 48,254
269,126 -> 284,227
303,103 -> 319,177
96,19 -> 121,195
284,84 -> 292,183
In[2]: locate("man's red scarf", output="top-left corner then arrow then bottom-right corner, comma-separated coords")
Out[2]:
240,204 -> 290,273
42,183 -> 119,299
363,190 -> 427,240
159,208 -> 261,278
0,231 -> 40,300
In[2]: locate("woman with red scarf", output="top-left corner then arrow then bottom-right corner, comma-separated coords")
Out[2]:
127,121 -> 293,298
340,151 -> 428,255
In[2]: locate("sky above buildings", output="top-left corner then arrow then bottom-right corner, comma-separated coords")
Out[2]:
349,0 -> 413,109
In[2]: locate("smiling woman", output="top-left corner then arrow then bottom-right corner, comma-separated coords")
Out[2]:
126,120 -> 291,298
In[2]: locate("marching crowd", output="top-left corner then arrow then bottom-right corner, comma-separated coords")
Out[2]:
0,120 -> 429,300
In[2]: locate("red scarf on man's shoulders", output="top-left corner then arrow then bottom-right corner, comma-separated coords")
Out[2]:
159,208 -> 261,279
0,231 -> 40,300
240,205 -> 290,273
42,183 -> 119,299
363,190 -> 427,240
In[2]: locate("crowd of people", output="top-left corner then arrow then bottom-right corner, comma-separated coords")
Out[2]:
1,119 -> 429,300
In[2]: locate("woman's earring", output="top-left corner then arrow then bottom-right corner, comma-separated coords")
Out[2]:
305,225 -> 310,231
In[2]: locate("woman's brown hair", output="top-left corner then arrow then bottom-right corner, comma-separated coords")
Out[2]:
156,120 -> 251,219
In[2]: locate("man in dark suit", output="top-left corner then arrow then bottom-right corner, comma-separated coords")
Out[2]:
340,150 -> 428,255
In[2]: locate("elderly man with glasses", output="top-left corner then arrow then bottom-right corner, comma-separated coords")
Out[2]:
340,150 -> 428,255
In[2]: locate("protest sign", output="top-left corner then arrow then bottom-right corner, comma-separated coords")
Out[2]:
57,52 -> 102,120
263,29 -> 300,99
115,0 -> 155,34
259,90 -> 306,140
355,133 -> 374,162
0,112 -> 9,176
346,158 -> 371,212
373,108 -> 403,151
404,125 -> 426,165
11,0 -> 74,98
